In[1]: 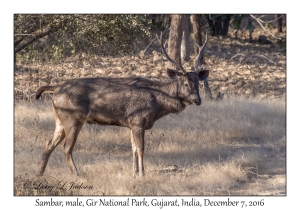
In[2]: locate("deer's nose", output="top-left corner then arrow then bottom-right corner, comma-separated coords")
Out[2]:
195,99 -> 201,106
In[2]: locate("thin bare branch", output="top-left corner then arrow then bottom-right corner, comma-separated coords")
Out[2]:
252,54 -> 277,66
229,53 -> 246,61
14,24 -> 40,47
203,79 -> 213,100
230,52 -> 276,66
250,14 -> 282,40
257,15 -> 283,24
140,27 -> 170,57
15,33 -> 38,36
14,28 -> 56,54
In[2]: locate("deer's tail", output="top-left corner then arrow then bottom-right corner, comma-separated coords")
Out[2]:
36,86 -> 57,100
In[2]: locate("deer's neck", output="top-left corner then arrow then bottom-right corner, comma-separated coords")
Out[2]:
156,80 -> 186,113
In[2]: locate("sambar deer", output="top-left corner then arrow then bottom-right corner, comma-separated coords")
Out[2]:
35,33 -> 209,177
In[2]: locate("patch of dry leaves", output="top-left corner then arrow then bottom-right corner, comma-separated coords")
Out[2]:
14,27 -> 286,101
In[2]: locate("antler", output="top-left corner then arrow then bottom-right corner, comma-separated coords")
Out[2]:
194,33 -> 208,72
156,32 -> 186,73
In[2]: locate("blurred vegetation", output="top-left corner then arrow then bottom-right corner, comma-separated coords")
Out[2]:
231,14 -> 249,38
14,14 -> 284,64
14,14 -> 152,63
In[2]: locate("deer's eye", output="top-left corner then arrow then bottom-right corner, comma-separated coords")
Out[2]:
184,83 -> 189,88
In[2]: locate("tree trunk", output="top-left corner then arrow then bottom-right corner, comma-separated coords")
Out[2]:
206,15 -> 231,36
248,15 -> 253,43
206,15 -> 221,36
206,15 -> 214,36
181,15 -> 190,63
276,14 -> 283,33
191,14 -> 204,66
222,15 -> 231,36
215,16 -> 223,35
167,14 -> 184,70
163,15 -> 171,29
190,14 -> 202,55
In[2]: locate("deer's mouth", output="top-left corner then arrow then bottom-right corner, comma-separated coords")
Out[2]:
191,101 -> 201,106
183,98 -> 201,106
183,100 -> 194,106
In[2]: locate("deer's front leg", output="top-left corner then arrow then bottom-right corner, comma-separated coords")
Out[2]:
131,126 -> 145,177
130,130 -> 138,177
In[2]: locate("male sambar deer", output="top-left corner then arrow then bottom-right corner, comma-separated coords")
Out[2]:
35,33 -> 209,177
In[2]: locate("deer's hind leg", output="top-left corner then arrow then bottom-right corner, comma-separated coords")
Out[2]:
36,104 -> 66,176
62,120 -> 84,176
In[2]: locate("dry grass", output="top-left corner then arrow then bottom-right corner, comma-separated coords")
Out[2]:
14,96 -> 285,196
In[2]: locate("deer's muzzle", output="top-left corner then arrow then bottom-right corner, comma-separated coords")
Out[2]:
195,99 -> 201,106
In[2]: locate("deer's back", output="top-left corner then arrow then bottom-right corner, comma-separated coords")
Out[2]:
52,77 -> 161,128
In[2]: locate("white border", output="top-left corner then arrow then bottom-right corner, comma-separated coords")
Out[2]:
3,0 -> 297,208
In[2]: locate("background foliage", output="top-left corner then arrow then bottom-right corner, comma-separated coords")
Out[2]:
14,14 -> 152,62
14,14 -> 285,65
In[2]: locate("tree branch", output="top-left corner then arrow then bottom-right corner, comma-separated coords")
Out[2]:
229,53 -> 245,61
250,14 -> 282,40
14,28 -> 56,54
140,27 -> 170,58
14,24 -> 40,48
257,15 -> 283,24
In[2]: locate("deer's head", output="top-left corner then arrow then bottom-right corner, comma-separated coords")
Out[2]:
158,32 -> 209,106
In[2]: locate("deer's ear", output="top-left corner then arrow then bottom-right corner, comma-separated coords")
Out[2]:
198,70 -> 209,81
167,68 -> 183,79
